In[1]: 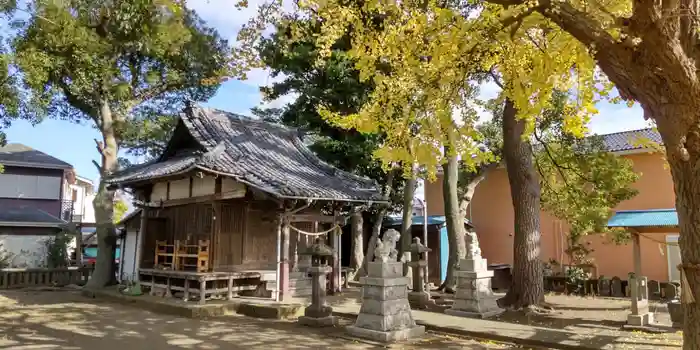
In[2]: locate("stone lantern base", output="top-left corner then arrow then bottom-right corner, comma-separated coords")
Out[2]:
298,265 -> 337,328
408,291 -> 432,309
299,315 -> 338,327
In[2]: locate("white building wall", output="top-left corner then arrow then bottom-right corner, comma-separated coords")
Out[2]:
120,229 -> 138,281
0,235 -> 49,268
82,193 -> 96,223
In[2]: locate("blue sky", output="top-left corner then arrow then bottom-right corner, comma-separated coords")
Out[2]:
4,0 -> 652,186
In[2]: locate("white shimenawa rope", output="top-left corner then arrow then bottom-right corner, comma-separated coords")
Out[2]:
287,223 -> 339,236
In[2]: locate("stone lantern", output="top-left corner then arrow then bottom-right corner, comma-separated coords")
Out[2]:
297,237 -> 338,327
407,237 -> 432,309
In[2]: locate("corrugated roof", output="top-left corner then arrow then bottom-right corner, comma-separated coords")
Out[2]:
106,106 -> 383,202
0,206 -> 67,227
607,209 -> 678,228
0,143 -> 73,169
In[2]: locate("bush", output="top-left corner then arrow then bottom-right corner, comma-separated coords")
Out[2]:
43,231 -> 72,268
0,243 -> 12,268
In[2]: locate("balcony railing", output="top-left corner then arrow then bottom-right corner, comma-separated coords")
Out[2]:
60,200 -> 82,223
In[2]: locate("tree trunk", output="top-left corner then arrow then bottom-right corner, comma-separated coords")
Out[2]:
400,174 -> 416,278
358,169 -> 396,277
439,141 -> 465,293
85,101 -> 119,289
662,125 -> 700,350
348,211 -> 364,282
498,98 -> 544,309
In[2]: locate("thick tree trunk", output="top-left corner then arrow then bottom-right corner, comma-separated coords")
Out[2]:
85,101 -> 119,289
358,170 -> 396,277
400,174 -> 416,277
348,211 -> 364,282
661,123 -> 700,350
498,98 -> 544,309
439,142 -> 466,293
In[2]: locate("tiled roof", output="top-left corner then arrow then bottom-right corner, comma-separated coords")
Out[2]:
0,143 -> 73,169
598,128 -> 661,152
384,215 -> 474,228
607,209 -> 678,228
106,106 -> 383,202
0,206 -> 67,227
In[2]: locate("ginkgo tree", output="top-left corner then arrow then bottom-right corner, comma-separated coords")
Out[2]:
233,0 -> 618,309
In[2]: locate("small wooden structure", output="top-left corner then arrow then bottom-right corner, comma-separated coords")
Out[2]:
607,208 -> 679,327
108,106 -> 383,304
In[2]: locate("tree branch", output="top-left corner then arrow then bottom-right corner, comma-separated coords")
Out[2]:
94,138 -> 105,156
92,159 -> 102,173
54,75 -> 98,118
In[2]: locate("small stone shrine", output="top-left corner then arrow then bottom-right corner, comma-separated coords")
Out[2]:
407,237 -> 432,309
347,229 -> 425,342
445,230 -> 503,319
625,272 -> 654,327
297,237 -> 338,327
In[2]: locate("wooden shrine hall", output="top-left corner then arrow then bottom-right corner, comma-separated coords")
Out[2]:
108,105 -> 384,304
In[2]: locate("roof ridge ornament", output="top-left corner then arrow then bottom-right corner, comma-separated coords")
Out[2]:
200,141 -> 226,165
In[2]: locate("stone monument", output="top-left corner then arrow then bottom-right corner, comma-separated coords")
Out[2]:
347,229 -> 425,342
445,229 -> 503,318
297,238 -> 338,327
407,237 -> 432,309
625,273 -> 655,327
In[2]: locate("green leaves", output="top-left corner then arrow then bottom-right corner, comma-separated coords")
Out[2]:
8,0 -> 229,166
531,92 -> 639,258
12,0 -> 229,127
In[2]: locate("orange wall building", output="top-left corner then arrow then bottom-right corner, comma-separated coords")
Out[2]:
424,129 -> 681,282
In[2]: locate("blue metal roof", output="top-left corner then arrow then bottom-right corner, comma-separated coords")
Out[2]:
607,209 -> 678,228
384,215 -> 473,228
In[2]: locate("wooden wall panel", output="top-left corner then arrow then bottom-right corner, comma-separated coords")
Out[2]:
192,176 -> 216,197
169,178 -> 190,199
151,182 -> 168,202
215,201 -> 246,269
243,207 -> 278,269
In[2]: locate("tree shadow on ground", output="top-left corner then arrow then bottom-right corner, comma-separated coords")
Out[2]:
323,288 -> 682,349
0,289 -> 524,350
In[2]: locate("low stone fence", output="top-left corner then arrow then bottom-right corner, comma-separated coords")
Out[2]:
544,275 -> 680,300
0,267 -> 93,289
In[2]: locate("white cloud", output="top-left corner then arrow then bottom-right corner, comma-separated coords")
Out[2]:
187,0 -> 295,90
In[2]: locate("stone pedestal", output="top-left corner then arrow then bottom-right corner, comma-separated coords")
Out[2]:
626,275 -> 655,327
347,261 -> 425,342
446,257 -> 503,319
407,262 -> 431,309
407,237 -> 432,309
298,265 -> 338,327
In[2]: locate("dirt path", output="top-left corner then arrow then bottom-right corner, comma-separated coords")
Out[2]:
0,289 -> 528,350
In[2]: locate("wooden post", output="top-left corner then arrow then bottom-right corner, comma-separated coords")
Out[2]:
632,232 -> 642,278
134,207 -> 148,282
211,201 -> 221,271
199,277 -> 206,305
329,213 -> 341,294
183,279 -> 190,301
75,227 -> 83,266
292,230 -> 299,272
280,218 -> 291,301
